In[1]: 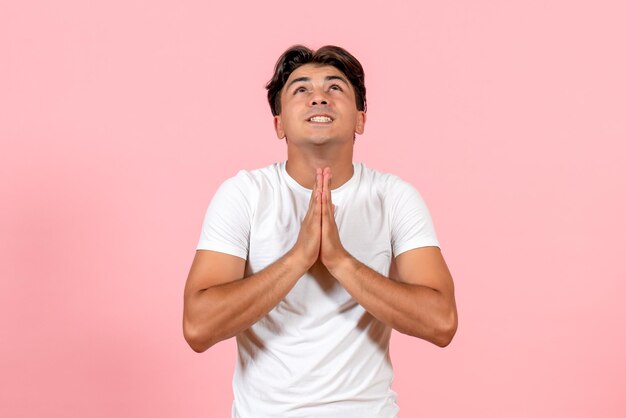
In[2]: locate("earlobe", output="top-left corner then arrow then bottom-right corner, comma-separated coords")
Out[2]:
355,111 -> 366,135
274,116 -> 285,139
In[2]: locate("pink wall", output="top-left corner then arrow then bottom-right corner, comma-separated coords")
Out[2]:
1,0 -> 625,416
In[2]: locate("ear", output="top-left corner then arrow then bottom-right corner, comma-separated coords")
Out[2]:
274,115 -> 285,139
354,111 -> 366,135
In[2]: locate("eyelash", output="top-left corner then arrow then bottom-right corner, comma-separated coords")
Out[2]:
293,84 -> 343,94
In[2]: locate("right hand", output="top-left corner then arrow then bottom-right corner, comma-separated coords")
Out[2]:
289,168 -> 323,270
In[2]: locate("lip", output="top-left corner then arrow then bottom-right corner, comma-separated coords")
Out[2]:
306,113 -> 335,123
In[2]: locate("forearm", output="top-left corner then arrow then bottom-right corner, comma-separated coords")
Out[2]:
329,255 -> 457,347
184,250 -> 308,352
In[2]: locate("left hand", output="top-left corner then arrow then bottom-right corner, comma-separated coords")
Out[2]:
319,167 -> 351,272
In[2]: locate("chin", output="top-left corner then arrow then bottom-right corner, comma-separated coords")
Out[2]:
291,135 -> 333,145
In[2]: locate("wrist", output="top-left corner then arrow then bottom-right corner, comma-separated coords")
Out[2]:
284,247 -> 316,274
325,250 -> 357,279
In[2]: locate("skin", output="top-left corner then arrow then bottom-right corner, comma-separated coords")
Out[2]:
183,63 -> 458,353
274,64 -> 365,190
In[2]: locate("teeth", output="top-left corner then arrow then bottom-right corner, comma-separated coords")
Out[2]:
310,116 -> 332,122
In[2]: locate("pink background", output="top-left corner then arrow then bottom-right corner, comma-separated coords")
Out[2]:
1,0 -> 625,417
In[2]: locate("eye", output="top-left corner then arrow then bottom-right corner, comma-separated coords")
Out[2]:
294,86 -> 307,94
329,84 -> 343,91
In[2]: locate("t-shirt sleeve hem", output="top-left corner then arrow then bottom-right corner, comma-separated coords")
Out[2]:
393,239 -> 440,257
196,241 -> 248,260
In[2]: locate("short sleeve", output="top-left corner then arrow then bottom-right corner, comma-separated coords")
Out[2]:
196,172 -> 254,260
389,178 -> 440,257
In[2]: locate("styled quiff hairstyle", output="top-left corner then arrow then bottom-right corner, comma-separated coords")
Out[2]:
266,45 -> 367,116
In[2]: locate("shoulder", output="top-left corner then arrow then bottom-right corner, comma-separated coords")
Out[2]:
356,162 -> 420,198
218,162 -> 283,195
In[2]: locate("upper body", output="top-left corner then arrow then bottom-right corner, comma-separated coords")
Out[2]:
183,45 -> 458,417
196,161 -> 439,417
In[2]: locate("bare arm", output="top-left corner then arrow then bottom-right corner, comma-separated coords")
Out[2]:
183,169 -> 324,353
319,168 -> 458,347
183,249 -> 308,352
326,247 -> 458,347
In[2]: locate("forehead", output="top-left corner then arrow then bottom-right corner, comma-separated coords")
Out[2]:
285,64 -> 350,85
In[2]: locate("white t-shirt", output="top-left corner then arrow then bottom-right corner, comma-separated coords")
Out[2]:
197,161 -> 440,418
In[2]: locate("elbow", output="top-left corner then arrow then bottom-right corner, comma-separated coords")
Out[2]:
433,327 -> 456,348
187,339 -> 211,354
432,309 -> 458,348
183,320 -> 215,353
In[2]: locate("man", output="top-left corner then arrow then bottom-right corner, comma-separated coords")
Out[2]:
183,45 -> 458,418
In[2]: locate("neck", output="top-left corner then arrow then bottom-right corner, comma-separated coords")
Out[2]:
285,144 -> 354,190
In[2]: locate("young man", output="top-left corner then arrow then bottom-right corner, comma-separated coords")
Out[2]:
183,45 -> 458,418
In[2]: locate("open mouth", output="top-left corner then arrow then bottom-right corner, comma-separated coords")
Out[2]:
308,115 -> 333,123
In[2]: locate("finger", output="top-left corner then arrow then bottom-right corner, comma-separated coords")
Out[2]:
321,187 -> 328,220
322,167 -> 331,203
315,168 -> 322,196
322,187 -> 333,221
314,168 -> 324,219
327,171 -> 333,205
317,167 -> 323,194
314,190 -> 322,224
308,168 -> 323,212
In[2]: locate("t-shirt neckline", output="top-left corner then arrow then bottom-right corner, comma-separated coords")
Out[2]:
280,161 -> 361,195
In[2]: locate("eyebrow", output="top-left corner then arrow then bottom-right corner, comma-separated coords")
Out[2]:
286,75 -> 350,90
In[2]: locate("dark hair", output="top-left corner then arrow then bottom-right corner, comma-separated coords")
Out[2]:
266,45 -> 367,116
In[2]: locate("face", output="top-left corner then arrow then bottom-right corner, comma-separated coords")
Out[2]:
273,64 -> 366,146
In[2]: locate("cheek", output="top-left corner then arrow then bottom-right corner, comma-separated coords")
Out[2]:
283,105 -> 303,123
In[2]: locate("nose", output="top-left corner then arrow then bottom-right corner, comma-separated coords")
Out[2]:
311,98 -> 328,106
310,88 -> 328,106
